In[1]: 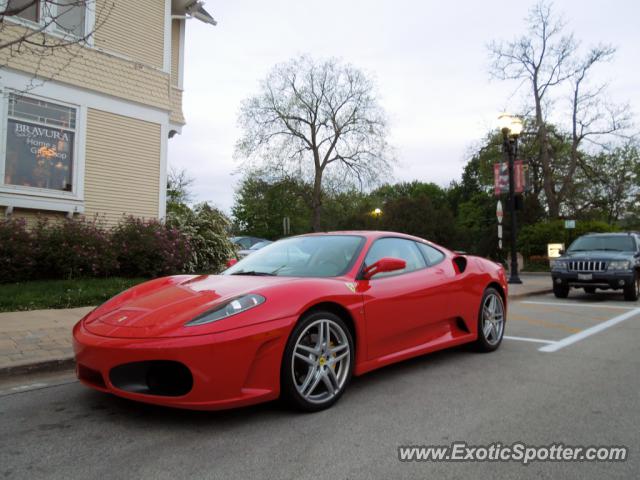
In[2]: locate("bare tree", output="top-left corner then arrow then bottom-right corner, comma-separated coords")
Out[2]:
1,1 -> 113,90
488,0 -> 631,217
235,56 -> 392,231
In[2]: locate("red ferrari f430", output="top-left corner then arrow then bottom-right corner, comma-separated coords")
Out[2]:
73,231 -> 508,412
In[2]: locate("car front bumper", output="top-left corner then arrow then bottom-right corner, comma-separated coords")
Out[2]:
72,315 -> 294,410
551,271 -> 634,289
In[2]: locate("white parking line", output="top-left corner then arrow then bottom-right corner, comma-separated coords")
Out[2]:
521,300 -> 637,310
504,335 -> 554,345
539,308 -> 640,353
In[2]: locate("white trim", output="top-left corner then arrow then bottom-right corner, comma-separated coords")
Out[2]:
0,68 -> 169,124
0,90 -> 84,205
163,0 -> 172,73
84,0 -> 96,47
178,18 -> 186,90
0,192 -> 84,214
0,70 -> 170,217
158,122 -> 168,219
169,122 -> 183,136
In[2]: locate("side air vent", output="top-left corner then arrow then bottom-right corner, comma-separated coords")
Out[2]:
453,256 -> 467,273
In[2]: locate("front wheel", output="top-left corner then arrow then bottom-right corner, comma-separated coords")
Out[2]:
623,272 -> 639,301
553,283 -> 569,298
474,288 -> 506,352
281,311 -> 354,412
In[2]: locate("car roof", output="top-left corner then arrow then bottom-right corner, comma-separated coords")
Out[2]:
297,230 -> 431,243
582,232 -> 637,237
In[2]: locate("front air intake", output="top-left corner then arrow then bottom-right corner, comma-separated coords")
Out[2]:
109,361 -> 193,397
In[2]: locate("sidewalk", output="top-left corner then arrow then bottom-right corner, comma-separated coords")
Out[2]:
0,273 -> 552,377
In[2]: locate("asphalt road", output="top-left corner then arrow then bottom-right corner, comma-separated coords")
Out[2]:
1,291 -> 639,480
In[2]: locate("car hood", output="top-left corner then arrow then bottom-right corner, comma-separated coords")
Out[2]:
83,275 -> 297,338
561,250 -> 632,261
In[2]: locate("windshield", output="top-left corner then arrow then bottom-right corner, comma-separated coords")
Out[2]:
224,235 -> 365,277
568,235 -> 636,252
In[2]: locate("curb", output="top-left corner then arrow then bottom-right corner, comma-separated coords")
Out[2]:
508,288 -> 553,299
0,356 -> 75,378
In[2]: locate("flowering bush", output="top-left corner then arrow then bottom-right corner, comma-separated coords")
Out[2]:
111,216 -> 192,278
167,202 -> 236,274
0,217 -> 36,282
0,215 -> 196,283
33,216 -> 118,279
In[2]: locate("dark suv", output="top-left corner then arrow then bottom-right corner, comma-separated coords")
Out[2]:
550,232 -> 640,301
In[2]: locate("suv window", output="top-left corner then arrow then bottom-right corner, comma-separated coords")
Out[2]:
416,242 -> 445,266
364,237 -> 427,278
568,235 -> 636,252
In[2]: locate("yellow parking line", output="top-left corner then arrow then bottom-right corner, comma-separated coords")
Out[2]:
509,313 -> 582,333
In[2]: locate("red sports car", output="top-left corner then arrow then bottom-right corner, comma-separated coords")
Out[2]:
73,231 -> 507,412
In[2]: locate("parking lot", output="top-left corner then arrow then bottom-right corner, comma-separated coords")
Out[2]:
1,291 -> 638,480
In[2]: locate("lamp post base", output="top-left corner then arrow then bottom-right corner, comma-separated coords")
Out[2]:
508,275 -> 523,284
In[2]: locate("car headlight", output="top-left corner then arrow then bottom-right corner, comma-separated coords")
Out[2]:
185,294 -> 265,326
608,260 -> 631,271
550,260 -> 567,271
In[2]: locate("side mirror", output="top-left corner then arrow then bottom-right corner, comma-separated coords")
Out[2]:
558,248 -> 565,255
362,257 -> 406,280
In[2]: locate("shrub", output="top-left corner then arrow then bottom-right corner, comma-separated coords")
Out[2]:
518,220 -> 618,257
0,217 -> 36,282
33,216 -> 117,279
111,216 -> 191,278
167,202 -> 236,273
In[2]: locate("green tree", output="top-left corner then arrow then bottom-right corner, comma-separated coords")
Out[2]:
232,176 -> 312,239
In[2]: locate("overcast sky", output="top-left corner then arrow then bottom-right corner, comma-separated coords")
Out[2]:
167,0 -> 640,213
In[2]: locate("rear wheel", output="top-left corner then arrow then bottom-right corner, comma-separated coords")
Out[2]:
281,311 -> 354,412
553,283 -> 569,298
584,286 -> 596,294
623,272 -> 639,301
474,288 -> 505,352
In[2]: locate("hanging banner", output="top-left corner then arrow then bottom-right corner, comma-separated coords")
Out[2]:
494,161 -> 526,196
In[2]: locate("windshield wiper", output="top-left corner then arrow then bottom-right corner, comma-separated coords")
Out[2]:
230,270 -> 276,276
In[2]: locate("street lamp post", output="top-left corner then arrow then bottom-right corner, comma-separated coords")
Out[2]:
498,113 -> 523,285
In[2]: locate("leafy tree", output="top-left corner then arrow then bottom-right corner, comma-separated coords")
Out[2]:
235,55 -> 392,231
232,176 -> 312,239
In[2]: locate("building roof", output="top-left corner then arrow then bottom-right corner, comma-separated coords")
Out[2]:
173,0 -> 217,26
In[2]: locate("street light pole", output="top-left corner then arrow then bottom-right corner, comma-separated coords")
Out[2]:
498,113 -> 523,285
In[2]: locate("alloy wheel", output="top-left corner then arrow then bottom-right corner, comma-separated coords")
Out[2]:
481,293 -> 505,346
291,319 -> 351,405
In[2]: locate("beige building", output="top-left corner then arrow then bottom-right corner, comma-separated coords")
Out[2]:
0,0 -> 215,224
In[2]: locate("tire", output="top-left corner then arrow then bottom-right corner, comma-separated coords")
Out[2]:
584,287 -> 596,294
474,287 -> 506,352
623,272 -> 639,302
281,311 -> 354,412
553,283 -> 569,299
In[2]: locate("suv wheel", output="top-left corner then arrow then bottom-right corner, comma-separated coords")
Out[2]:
623,272 -> 639,302
584,287 -> 596,294
553,283 -> 569,299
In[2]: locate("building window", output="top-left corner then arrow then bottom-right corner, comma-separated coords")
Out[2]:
6,0 -> 40,22
4,94 -> 77,192
54,0 -> 86,37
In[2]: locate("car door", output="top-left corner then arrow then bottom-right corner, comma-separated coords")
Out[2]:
360,237 -> 455,360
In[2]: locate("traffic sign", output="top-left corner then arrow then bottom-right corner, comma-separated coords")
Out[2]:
564,220 -> 575,229
496,200 -> 503,224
